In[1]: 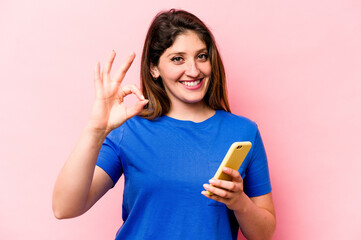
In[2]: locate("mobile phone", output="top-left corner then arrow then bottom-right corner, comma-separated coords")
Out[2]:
206,141 -> 252,196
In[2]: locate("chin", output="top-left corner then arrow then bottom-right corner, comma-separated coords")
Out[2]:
182,96 -> 207,105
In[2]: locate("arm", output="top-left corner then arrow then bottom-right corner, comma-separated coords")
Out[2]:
234,192 -> 275,240
52,51 -> 148,219
202,167 -> 276,240
52,127 -> 112,219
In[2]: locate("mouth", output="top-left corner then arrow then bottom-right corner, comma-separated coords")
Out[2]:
179,79 -> 203,87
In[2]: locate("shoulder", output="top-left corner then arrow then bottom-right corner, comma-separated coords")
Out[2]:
217,110 -> 258,130
112,115 -> 157,132
109,115 -> 168,141
106,116 -> 148,141
214,110 -> 260,143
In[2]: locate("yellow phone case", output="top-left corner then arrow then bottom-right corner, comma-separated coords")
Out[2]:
206,141 -> 252,196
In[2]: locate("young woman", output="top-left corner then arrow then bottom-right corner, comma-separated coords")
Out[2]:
53,9 -> 276,240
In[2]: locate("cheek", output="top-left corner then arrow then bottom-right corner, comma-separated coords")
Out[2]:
161,67 -> 184,82
200,62 -> 212,76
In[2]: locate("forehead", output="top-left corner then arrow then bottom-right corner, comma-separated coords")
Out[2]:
163,30 -> 207,55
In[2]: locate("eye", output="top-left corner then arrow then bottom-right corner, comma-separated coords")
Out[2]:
197,53 -> 209,61
171,56 -> 184,63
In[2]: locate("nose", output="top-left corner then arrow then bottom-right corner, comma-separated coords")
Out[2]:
185,60 -> 200,78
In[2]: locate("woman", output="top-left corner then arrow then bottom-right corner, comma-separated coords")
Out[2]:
53,9 -> 276,240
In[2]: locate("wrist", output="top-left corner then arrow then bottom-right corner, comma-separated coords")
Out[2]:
84,124 -> 110,140
232,192 -> 252,214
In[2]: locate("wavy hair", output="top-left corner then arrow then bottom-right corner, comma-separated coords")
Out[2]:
139,9 -> 230,120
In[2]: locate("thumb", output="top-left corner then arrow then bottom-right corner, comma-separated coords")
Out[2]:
126,100 -> 149,120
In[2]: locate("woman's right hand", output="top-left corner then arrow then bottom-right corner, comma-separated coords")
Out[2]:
53,51 -> 147,219
88,51 -> 148,134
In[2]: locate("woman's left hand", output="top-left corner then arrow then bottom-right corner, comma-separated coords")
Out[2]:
201,167 -> 246,211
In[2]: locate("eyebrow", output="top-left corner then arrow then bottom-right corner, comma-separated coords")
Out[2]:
166,48 -> 208,58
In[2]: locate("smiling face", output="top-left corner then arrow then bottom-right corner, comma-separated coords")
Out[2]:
151,30 -> 211,111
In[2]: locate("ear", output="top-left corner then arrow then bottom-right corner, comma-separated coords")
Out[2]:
150,64 -> 160,78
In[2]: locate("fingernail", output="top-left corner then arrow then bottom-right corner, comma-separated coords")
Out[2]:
209,179 -> 215,184
140,95 -> 145,100
223,167 -> 229,171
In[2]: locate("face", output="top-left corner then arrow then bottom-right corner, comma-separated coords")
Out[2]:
151,30 -> 211,109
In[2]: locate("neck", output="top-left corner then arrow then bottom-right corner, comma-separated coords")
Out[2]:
166,101 -> 216,123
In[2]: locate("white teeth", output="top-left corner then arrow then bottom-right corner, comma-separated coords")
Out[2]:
181,80 -> 201,87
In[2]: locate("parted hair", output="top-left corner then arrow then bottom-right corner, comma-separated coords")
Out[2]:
139,9 -> 231,120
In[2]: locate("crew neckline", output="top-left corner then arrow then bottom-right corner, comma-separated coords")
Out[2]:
160,110 -> 222,128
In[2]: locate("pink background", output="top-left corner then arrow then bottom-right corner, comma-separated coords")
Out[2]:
1,0 -> 360,239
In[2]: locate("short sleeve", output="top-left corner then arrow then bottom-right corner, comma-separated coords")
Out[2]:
96,128 -> 124,187
243,129 -> 272,197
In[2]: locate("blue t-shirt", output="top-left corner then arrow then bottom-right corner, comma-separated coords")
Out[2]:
96,110 -> 271,240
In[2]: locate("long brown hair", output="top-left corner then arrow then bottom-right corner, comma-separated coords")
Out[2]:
139,9 -> 230,120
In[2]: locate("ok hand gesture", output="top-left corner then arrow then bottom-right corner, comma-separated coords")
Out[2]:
88,51 -> 148,134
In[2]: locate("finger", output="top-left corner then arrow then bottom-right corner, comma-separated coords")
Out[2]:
94,61 -> 101,81
126,100 -> 149,120
94,61 -> 102,95
113,52 -> 136,84
222,167 -> 243,182
203,184 -> 232,199
201,191 -> 228,204
103,50 -> 116,75
209,179 -> 241,193
119,84 -> 145,101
